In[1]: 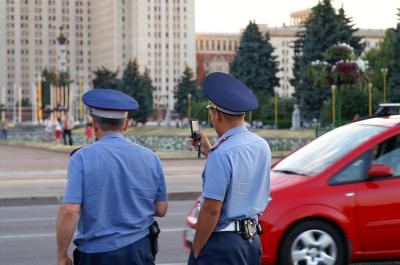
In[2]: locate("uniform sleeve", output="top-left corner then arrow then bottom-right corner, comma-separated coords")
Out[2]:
202,152 -> 231,202
155,157 -> 168,202
61,154 -> 83,204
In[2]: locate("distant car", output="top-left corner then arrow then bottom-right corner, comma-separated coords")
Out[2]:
184,109 -> 400,264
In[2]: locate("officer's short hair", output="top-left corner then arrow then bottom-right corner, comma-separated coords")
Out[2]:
219,111 -> 245,122
91,114 -> 125,132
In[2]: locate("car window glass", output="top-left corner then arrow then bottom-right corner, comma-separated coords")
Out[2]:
273,124 -> 385,176
329,151 -> 371,185
372,134 -> 400,177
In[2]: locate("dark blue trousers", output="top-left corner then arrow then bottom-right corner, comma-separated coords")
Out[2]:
188,232 -> 262,265
73,236 -> 155,265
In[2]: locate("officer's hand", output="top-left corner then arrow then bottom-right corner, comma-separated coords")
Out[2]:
57,256 -> 72,265
190,131 -> 211,158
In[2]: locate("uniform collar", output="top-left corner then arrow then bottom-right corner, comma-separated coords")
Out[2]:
217,124 -> 248,142
99,132 -> 124,141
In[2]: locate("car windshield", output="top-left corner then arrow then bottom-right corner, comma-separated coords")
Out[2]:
273,124 -> 386,176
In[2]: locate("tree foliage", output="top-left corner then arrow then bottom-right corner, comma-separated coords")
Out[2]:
363,29 -> 394,98
174,66 -> 199,118
230,21 -> 279,98
388,9 -> 400,102
121,60 -> 154,124
92,66 -> 120,89
41,68 -> 58,108
291,0 -> 365,119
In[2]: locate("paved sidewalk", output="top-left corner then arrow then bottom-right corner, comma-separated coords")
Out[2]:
0,144 -> 205,206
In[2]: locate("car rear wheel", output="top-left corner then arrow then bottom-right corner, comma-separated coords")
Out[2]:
278,220 -> 348,265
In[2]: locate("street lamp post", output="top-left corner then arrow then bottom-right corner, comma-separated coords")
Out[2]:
368,82 -> 373,116
331,85 -> 336,126
274,88 -> 279,129
37,75 -> 43,123
381,67 -> 388,102
187,93 -> 192,119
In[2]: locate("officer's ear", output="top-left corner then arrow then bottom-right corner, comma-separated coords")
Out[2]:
122,118 -> 129,132
92,118 -> 98,133
216,110 -> 224,122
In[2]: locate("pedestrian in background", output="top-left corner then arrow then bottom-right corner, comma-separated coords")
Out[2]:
44,117 -> 56,143
188,72 -> 271,265
0,119 -> 7,140
56,89 -> 168,265
55,118 -> 62,145
84,115 -> 94,144
62,114 -> 74,146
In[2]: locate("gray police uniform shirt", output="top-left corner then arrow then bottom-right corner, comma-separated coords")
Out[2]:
62,133 -> 167,253
201,125 -> 271,231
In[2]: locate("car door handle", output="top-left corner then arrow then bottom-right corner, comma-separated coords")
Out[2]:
345,192 -> 355,197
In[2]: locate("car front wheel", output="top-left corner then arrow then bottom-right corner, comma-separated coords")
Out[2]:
278,220 -> 348,265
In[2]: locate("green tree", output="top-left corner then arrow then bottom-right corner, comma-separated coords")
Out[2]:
174,66 -> 198,118
191,101 -> 208,123
230,21 -> 279,98
291,0 -> 365,119
41,68 -> 58,108
363,29 -> 395,98
388,9 -> 400,102
59,71 -> 71,87
121,60 -> 154,124
135,68 -> 154,124
92,66 -> 120,89
336,7 -> 365,55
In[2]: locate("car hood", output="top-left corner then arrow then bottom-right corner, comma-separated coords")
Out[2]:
270,171 -> 311,192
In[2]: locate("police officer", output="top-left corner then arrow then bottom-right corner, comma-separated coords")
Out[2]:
188,72 -> 271,265
56,89 -> 168,265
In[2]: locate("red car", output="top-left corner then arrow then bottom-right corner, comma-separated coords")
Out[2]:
184,107 -> 400,265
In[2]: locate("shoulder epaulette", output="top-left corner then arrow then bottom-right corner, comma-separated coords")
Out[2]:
209,137 -> 229,152
70,147 -> 82,157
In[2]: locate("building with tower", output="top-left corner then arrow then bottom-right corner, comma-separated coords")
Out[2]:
196,24 -> 385,98
0,0 -> 195,115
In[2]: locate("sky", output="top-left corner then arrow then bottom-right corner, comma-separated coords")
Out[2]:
195,0 -> 399,33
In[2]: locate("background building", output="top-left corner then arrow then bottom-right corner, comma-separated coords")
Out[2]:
84,0 -> 196,111
196,33 -> 238,83
0,0 -> 195,112
0,0 -> 91,107
196,24 -> 385,98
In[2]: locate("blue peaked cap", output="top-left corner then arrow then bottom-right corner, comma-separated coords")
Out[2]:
203,72 -> 259,113
82,88 -> 139,111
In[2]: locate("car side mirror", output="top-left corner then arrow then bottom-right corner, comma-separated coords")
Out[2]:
368,164 -> 393,178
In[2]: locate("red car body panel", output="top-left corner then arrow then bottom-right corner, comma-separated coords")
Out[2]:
184,116 -> 400,264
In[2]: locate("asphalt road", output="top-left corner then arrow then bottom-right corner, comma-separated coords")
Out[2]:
0,202 -> 194,265
1,203 -> 400,265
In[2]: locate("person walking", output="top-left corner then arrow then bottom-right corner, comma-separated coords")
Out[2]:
55,118 -> 62,145
0,119 -> 6,140
56,89 -> 168,265
188,72 -> 271,265
62,114 -> 74,146
84,115 -> 94,144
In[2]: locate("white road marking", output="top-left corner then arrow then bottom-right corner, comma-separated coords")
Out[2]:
0,228 -> 184,240
0,213 -> 186,222
0,217 -> 56,223
162,228 -> 184,232
157,263 -> 186,265
0,233 -> 54,240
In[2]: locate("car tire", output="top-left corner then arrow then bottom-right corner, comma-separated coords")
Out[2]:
277,220 -> 348,265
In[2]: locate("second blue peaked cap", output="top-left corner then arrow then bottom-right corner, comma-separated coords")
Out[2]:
82,88 -> 139,119
203,72 -> 259,115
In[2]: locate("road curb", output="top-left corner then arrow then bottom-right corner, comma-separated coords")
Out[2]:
0,192 -> 201,207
